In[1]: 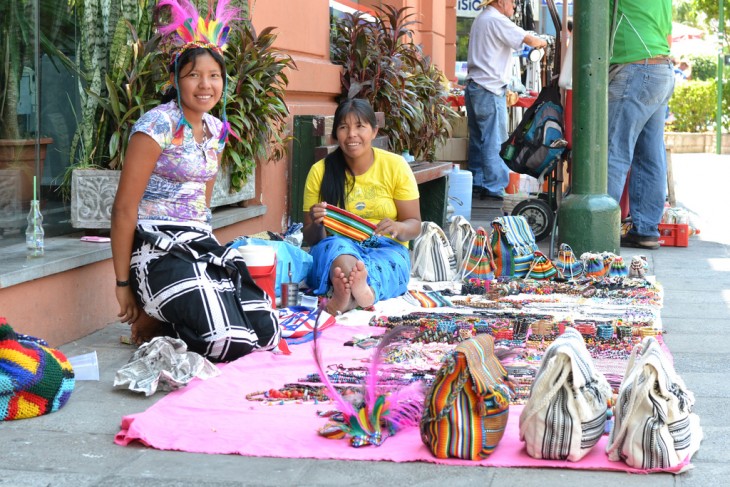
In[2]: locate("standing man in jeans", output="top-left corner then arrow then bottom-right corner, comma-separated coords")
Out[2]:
465,0 -> 546,201
607,0 -> 674,250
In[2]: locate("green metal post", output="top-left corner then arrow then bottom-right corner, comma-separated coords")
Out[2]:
557,0 -> 620,256
718,0 -> 725,155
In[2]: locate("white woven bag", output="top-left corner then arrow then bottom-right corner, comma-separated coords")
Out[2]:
411,221 -> 457,282
606,336 -> 703,470
447,215 -> 476,272
519,327 -> 612,461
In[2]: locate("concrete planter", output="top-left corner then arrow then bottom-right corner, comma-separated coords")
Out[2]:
70,169 -> 121,229
70,164 -> 256,228
210,163 -> 255,208
0,169 -> 22,229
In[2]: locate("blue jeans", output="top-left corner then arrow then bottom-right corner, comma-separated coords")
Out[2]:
607,63 -> 675,237
464,81 -> 510,193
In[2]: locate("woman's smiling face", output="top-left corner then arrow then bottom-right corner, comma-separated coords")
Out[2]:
335,113 -> 378,160
174,51 -> 224,117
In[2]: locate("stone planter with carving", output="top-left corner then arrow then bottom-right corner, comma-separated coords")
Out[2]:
70,164 -> 255,229
210,163 -> 255,207
70,169 -> 121,229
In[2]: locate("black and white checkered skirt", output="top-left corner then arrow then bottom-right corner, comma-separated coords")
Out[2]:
130,222 -> 280,362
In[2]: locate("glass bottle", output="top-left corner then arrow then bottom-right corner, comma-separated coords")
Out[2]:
25,200 -> 45,257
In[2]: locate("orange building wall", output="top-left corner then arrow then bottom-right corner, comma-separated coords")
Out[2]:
0,0 -> 458,346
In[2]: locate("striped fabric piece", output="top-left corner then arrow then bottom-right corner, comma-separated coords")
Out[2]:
490,216 -> 538,278
524,251 -> 560,280
322,205 -> 377,242
421,334 -> 511,460
404,290 -> 453,308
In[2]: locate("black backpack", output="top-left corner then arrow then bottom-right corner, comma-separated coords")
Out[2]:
500,85 -> 567,179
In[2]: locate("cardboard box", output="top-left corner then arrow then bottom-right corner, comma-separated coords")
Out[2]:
449,116 -> 469,138
434,137 -> 469,162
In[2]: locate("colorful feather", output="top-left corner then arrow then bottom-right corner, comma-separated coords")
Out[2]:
312,316 -> 425,447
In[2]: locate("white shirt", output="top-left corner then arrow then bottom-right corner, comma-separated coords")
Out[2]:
466,6 -> 527,96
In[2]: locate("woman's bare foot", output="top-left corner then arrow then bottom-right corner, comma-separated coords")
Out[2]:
326,266 -> 354,315
130,310 -> 168,346
349,260 -> 375,308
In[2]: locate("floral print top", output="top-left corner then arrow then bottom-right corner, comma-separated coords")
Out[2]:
131,101 -> 223,224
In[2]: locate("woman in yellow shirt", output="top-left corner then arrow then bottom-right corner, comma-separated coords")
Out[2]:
303,99 -> 421,315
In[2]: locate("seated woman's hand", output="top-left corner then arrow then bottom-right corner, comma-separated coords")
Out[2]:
375,218 -> 401,239
308,202 -> 328,226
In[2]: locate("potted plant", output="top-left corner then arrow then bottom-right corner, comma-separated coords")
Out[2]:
65,0 -> 294,227
330,5 -> 456,161
0,0 -> 65,207
212,19 -> 295,206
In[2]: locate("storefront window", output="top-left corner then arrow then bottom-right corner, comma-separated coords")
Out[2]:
0,0 -> 78,250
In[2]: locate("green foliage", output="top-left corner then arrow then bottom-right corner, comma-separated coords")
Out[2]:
223,23 -> 294,191
330,5 -> 457,161
687,55 -> 718,81
668,79 -> 730,133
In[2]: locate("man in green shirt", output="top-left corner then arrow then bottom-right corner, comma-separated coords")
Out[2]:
607,0 -> 674,250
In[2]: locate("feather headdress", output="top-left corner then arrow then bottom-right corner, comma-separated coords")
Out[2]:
312,308 -> 424,447
156,0 -> 239,145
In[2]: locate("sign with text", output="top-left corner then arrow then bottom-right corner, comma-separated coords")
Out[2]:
456,0 -> 485,18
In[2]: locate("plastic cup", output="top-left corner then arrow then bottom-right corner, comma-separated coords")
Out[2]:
68,351 -> 100,381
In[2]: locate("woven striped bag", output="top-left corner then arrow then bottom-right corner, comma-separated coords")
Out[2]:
490,216 -> 538,278
411,222 -> 457,282
606,336 -> 703,470
420,334 -> 512,460
461,227 -> 494,281
322,205 -> 377,242
524,250 -> 561,280
519,327 -> 612,461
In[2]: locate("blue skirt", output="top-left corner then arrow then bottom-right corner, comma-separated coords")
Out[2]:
306,236 -> 410,303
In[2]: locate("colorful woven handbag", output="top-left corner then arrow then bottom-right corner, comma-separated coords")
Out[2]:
1,318 -> 75,421
607,255 -> 629,277
420,334 -> 513,460
581,252 -> 607,278
461,227 -> 494,281
322,204 -> 377,242
490,216 -> 538,278
524,250 -> 561,280
553,243 -> 583,279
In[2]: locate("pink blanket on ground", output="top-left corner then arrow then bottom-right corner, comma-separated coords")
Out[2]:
115,325 -> 688,474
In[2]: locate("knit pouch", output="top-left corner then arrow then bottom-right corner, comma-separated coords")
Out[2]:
0,318 -> 75,421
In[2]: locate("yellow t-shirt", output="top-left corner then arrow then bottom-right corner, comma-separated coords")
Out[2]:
303,148 -> 420,246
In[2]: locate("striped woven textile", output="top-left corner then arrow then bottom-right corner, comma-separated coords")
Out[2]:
421,334 -> 512,460
490,216 -> 538,278
322,205 -> 377,242
403,290 -> 453,308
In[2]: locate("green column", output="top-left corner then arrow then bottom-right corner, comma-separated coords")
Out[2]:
557,0 -> 620,256
717,0 -> 725,155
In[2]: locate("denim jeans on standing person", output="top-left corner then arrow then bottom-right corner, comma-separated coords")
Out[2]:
464,80 -> 510,194
607,62 -> 675,238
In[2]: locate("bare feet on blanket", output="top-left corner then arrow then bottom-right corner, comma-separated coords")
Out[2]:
130,311 -> 167,346
349,260 -> 375,309
327,266 -> 353,315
